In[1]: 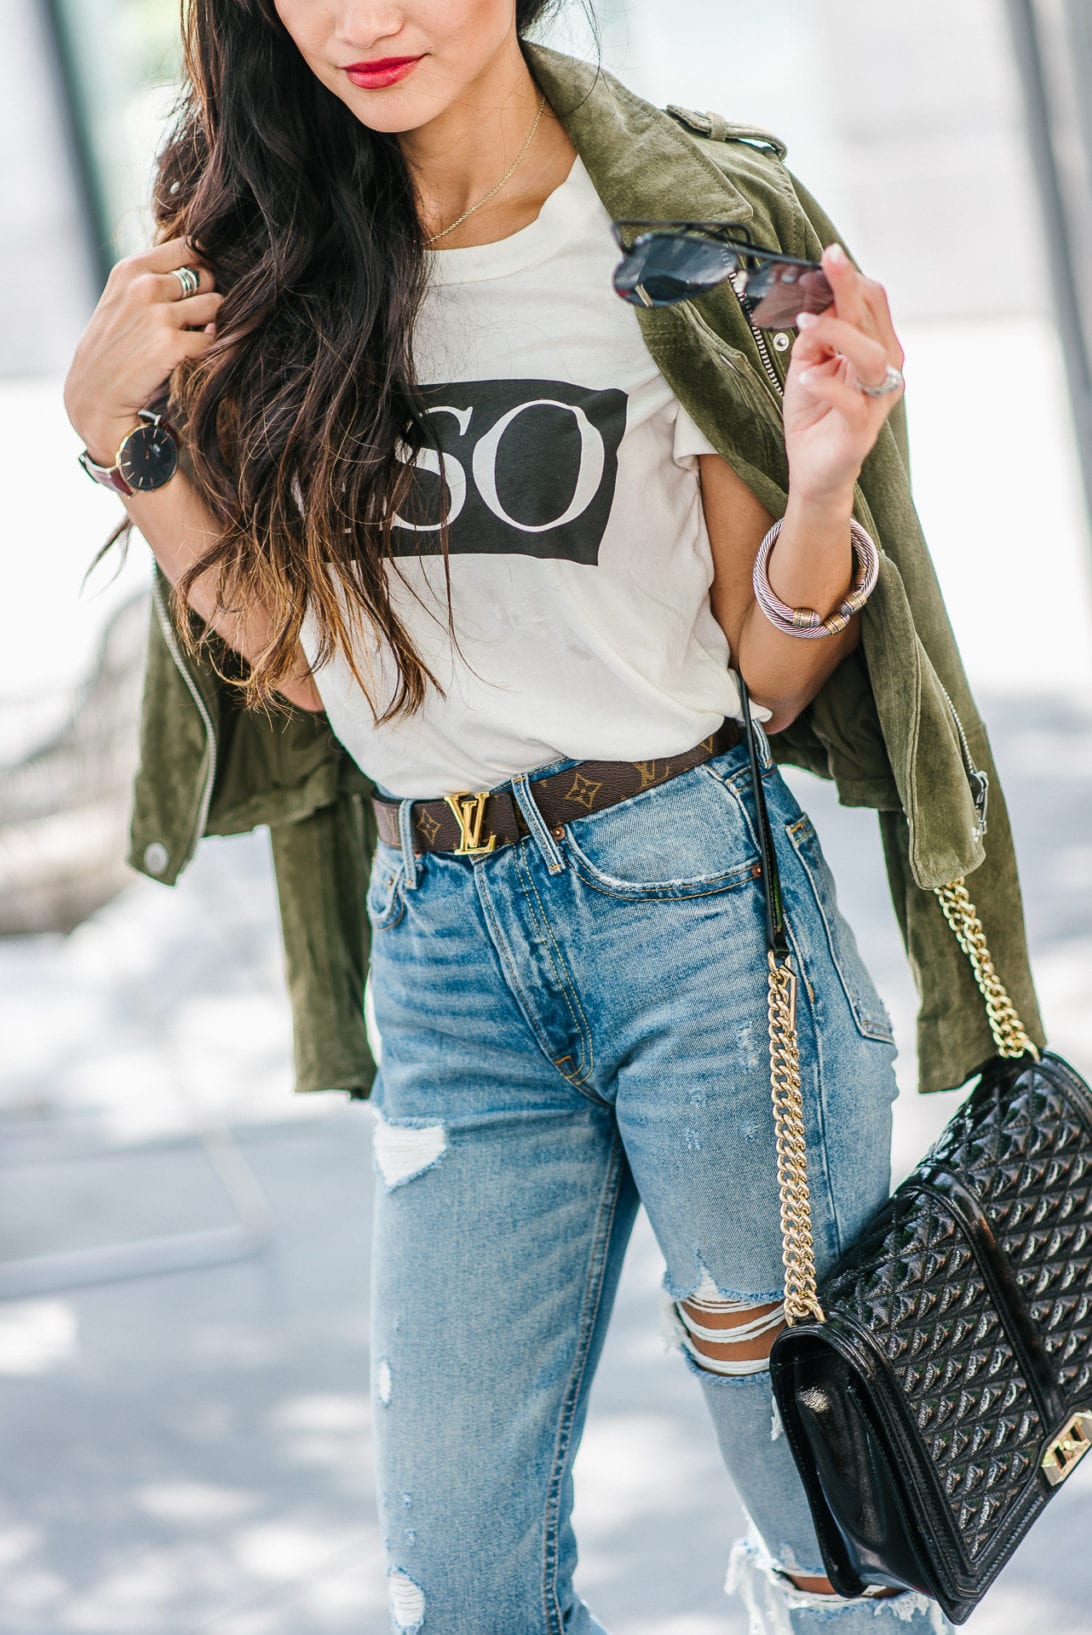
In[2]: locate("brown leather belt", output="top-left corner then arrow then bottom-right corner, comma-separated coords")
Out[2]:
370,719 -> 744,857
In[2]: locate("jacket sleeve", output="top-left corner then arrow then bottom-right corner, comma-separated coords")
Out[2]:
693,137 -> 1047,1085
268,789 -> 380,1098
782,168 -> 1047,1085
127,559 -> 373,885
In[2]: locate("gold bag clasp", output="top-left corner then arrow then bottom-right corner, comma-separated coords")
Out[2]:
1041,1411 -> 1092,1488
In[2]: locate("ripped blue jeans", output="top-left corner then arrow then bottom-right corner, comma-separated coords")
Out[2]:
364,733 -> 953,1635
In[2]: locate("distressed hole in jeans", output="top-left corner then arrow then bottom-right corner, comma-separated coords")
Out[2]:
372,1110 -> 448,1191
388,1566 -> 426,1630
668,1269 -> 786,1376
726,1527 -> 939,1626
660,1289 -> 784,1442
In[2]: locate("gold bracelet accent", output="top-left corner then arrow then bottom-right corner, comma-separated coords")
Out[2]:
753,516 -> 879,638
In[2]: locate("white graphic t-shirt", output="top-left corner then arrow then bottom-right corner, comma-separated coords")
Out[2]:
300,153 -> 767,798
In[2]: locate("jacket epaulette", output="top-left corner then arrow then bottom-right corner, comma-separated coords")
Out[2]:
664,104 -> 789,161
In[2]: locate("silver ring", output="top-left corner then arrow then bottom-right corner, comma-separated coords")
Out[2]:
170,265 -> 201,300
857,364 -> 904,397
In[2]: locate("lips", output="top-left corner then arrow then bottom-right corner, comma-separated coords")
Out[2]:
344,55 -> 422,89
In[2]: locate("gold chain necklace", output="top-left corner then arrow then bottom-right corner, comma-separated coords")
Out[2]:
425,90 -> 547,246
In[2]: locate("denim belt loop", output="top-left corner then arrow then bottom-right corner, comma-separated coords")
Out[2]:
752,716 -> 774,772
397,797 -> 420,889
509,772 -> 568,874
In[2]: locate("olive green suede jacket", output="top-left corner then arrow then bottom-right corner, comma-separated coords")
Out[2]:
125,41 -> 1045,1098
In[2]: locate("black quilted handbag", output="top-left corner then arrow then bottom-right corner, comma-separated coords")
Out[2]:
735,682 -> 1092,1626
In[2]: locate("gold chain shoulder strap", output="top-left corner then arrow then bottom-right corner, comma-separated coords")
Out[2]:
932,880 -> 1040,1061
738,680 -> 1039,1325
765,880 -> 1040,1324
766,950 -> 826,1322
766,881 -> 1039,1324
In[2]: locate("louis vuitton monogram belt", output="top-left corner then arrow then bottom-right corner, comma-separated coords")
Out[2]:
369,718 -> 745,857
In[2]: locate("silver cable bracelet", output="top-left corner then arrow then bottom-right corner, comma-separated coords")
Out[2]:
752,516 -> 880,638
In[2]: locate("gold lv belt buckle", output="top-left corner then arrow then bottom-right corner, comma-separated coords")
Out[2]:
443,790 -> 497,855
1042,1410 -> 1092,1487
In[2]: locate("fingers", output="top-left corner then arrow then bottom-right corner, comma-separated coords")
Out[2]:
144,235 -> 215,278
167,290 -> 224,330
793,312 -> 890,387
109,247 -> 223,327
155,265 -> 217,304
796,364 -> 884,422
111,237 -> 217,298
816,243 -> 904,365
176,325 -> 222,361
789,244 -> 905,398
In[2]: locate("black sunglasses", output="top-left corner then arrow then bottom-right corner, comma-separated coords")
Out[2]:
611,220 -> 834,330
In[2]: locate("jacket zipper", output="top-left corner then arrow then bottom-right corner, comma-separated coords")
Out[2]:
938,681 -> 990,837
152,572 -> 219,866
730,271 -> 786,404
734,298 -> 991,841
748,316 -> 786,401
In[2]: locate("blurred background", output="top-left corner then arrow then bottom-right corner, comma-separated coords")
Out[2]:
1,2 -> 1090,1631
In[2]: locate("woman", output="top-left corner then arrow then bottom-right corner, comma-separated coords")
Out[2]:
64,2 -> 1041,1631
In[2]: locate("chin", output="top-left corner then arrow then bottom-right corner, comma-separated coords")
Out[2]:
349,104 -> 447,136
334,66 -> 461,136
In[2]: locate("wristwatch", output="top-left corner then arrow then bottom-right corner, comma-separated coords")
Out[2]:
78,408 -> 180,496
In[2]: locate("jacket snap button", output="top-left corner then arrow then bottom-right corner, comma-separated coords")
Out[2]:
772,331 -> 791,352
143,841 -> 170,876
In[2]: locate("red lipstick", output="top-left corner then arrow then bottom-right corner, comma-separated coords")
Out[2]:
344,56 -> 422,89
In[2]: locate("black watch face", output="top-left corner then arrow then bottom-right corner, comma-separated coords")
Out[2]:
117,422 -> 179,491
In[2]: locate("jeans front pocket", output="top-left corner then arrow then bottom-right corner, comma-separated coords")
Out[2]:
784,814 -> 896,1044
559,759 -> 763,900
366,843 -> 407,932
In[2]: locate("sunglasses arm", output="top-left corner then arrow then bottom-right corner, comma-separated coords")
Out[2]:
611,219 -> 758,251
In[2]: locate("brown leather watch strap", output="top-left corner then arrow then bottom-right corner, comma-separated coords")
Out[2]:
371,718 -> 744,856
78,442 -> 135,496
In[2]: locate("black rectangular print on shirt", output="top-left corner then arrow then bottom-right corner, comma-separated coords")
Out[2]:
391,379 -> 628,565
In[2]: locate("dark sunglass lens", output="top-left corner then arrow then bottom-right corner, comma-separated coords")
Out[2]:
613,236 -> 739,307
742,261 -> 835,329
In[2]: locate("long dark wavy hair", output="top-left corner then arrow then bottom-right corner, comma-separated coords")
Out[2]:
99,0 -> 597,721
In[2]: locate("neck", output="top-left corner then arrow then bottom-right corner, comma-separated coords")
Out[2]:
399,38 -> 553,240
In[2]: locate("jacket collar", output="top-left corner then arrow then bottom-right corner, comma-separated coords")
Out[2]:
523,41 -> 792,516
522,41 -> 754,229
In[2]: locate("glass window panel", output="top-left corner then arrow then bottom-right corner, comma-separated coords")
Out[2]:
51,0 -> 182,263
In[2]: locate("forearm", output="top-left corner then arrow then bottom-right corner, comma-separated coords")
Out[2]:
85,421 -> 322,713
729,231 -> 906,729
65,241 -> 320,708
734,486 -> 862,732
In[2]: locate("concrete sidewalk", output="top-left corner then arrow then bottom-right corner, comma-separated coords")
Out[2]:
3,689 -> 1092,1634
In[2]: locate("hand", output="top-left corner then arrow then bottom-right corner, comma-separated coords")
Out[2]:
63,237 -> 223,464
780,242 -> 905,505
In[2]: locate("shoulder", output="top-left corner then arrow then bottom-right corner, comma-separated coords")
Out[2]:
526,42 -> 831,260
660,103 -> 812,255
526,42 -> 819,251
